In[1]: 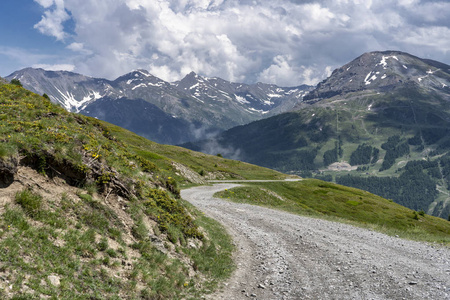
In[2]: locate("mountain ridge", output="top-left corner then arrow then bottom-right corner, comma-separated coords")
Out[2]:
302,50 -> 450,102
183,50 -> 450,219
7,68 -> 312,144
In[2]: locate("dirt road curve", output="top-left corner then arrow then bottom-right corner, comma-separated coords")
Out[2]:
181,184 -> 450,300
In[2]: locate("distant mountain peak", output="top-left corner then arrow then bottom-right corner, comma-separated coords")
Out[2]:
304,50 -> 450,100
6,66 -> 311,144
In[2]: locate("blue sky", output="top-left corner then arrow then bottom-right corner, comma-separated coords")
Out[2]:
0,1 -> 72,74
1,0 -> 450,86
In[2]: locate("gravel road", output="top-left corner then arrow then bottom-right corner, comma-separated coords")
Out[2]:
181,184 -> 450,300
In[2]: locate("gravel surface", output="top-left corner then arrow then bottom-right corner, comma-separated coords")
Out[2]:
181,184 -> 450,300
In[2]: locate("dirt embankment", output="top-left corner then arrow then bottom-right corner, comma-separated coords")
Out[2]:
182,184 -> 450,300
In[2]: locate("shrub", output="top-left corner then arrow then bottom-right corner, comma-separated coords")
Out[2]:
10,79 -> 22,87
165,177 -> 180,198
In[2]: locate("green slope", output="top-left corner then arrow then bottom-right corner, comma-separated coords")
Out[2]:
215,180 -> 450,244
0,81 -> 242,299
187,86 -> 450,218
100,122 -> 290,183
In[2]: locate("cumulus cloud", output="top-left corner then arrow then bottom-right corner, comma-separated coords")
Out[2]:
32,0 -> 450,86
34,0 -> 71,41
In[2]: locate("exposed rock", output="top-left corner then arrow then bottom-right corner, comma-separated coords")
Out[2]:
48,275 -> 60,287
172,161 -> 206,184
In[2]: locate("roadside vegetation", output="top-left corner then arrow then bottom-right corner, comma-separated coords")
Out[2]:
0,81 -> 239,298
215,180 -> 450,245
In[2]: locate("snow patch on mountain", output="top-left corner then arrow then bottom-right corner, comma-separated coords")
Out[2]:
377,55 -> 399,69
55,87 -> 100,112
235,95 -> 250,104
364,72 -> 377,85
132,83 -> 147,90
147,82 -> 164,87
190,83 -> 200,90
246,107 -> 269,114
267,93 -> 282,98
137,70 -> 151,77
285,89 -> 298,95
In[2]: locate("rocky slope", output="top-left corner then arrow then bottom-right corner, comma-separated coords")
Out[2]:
303,50 -> 450,102
6,68 -> 311,144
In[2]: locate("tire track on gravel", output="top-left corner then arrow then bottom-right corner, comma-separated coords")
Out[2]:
181,184 -> 450,300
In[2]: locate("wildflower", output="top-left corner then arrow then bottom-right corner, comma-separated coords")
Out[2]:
183,282 -> 188,287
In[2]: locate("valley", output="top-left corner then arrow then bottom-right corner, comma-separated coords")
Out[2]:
184,51 -> 450,219
1,51 -> 450,298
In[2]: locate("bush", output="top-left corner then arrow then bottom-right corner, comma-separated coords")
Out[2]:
10,79 -> 22,87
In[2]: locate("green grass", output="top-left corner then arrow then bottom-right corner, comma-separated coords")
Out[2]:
215,179 -> 450,245
101,121 -> 289,182
0,82 -> 237,298
182,201 -> 235,296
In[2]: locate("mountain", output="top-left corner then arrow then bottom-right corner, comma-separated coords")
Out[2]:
1,73 -> 449,299
183,51 -> 450,218
302,50 -> 450,101
0,79 -> 289,299
6,68 -> 311,144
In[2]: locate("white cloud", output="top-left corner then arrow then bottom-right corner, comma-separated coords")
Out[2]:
66,42 -> 92,55
400,26 -> 450,51
66,42 -> 83,52
34,0 -> 55,9
31,0 -> 450,86
32,63 -> 75,71
34,0 -> 70,40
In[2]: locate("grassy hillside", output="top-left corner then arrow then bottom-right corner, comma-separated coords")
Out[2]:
187,86 -> 450,218
101,122 -> 289,183
0,81 -> 250,298
1,80 -> 447,299
215,180 -> 450,245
